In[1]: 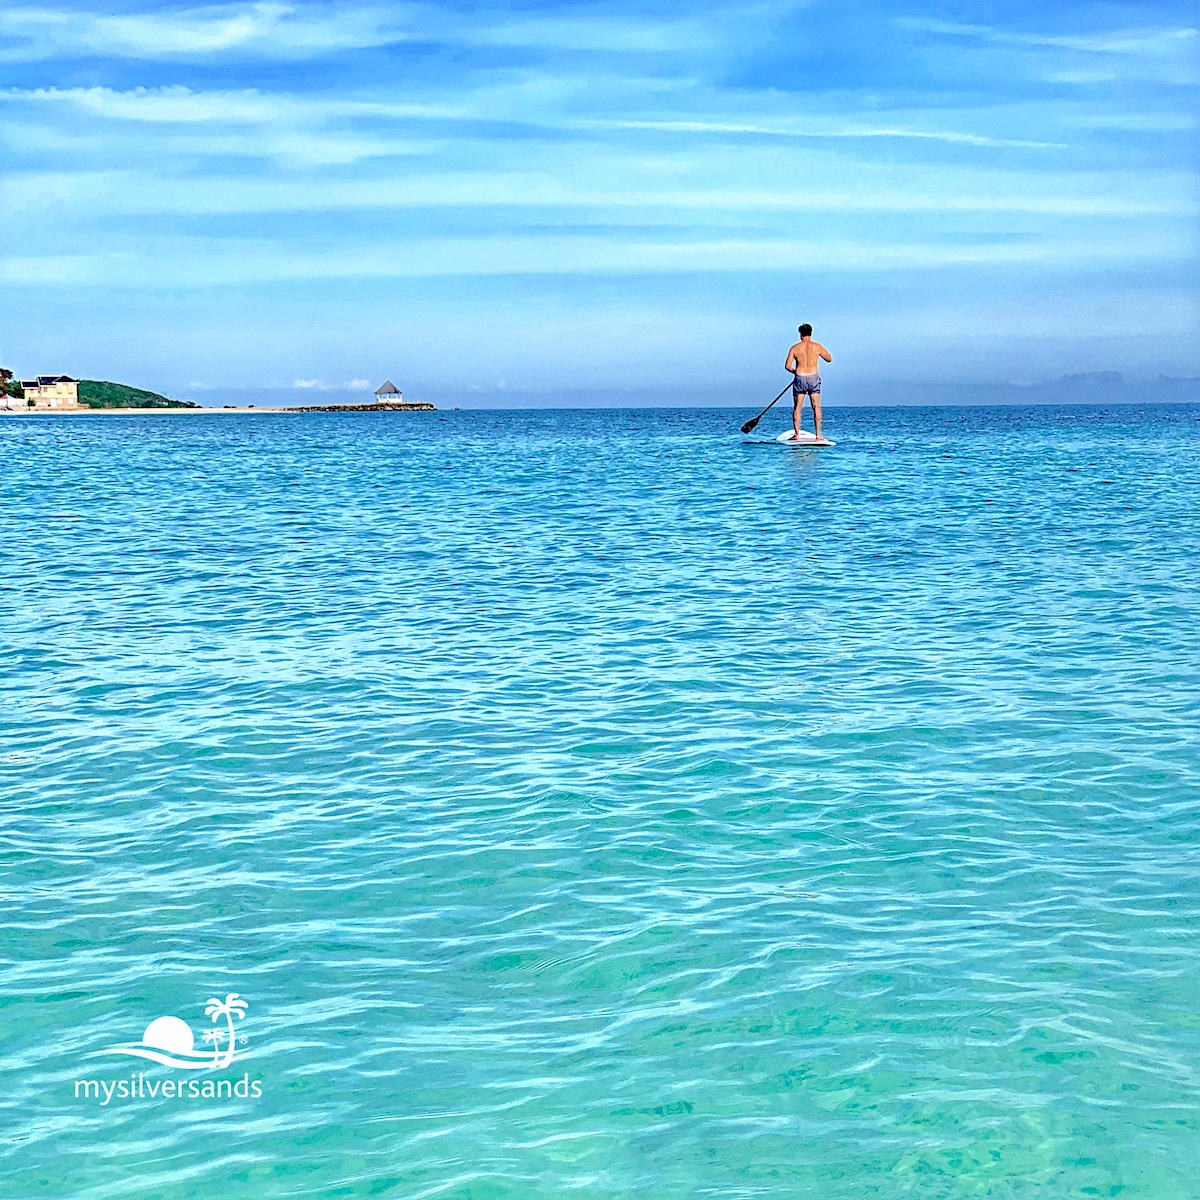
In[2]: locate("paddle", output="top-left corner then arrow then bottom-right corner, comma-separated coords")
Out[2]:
740,382 -> 793,435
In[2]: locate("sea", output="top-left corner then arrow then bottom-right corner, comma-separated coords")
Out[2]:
2,402 -> 1198,1199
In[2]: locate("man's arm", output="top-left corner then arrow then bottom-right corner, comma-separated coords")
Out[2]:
819,343 -> 832,363
785,343 -> 799,372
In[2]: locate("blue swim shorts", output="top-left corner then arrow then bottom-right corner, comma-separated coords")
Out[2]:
793,373 -> 822,397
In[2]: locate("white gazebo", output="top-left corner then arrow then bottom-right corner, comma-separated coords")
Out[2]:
374,380 -> 402,403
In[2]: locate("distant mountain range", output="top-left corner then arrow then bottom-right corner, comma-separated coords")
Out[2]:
840,373 -> 1200,408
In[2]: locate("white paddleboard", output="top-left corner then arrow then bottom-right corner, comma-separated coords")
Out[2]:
776,429 -> 836,447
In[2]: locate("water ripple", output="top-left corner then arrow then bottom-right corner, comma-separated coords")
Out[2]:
1,404 -> 1199,1197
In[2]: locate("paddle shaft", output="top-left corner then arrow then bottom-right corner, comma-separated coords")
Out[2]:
740,382 -> 793,434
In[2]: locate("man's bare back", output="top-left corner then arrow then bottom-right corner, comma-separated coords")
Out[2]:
785,338 -> 831,376
784,325 -> 832,440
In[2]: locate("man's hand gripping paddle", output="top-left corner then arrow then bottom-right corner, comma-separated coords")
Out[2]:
740,382 -> 792,435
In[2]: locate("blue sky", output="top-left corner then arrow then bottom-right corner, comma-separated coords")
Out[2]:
2,0 -> 1197,405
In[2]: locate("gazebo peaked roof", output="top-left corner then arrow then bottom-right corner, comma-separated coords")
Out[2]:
375,380 -> 401,396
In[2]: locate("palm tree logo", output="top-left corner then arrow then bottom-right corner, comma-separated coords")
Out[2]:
204,993 -> 248,1070
201,1027 -> 223,1065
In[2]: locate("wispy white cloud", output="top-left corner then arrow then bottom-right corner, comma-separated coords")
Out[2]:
4,161 -> 1191,222
584,118 -> 1063,149
897,18 -> 1199,85
1058,110 -> 1196,133
1,225 -> 1185,289
0,86 -> 452,165
1,85 -> 478,124
467,14 -> 716,53
89,1 -> 298,54
290,377 -> 373,390
896,18 -> 1197,56
0,2 -> 417,61
0,2 -> 726,62
1,84 -> 1070,163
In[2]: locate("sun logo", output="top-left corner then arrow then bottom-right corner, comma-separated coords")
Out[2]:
90,993 -> 249,1070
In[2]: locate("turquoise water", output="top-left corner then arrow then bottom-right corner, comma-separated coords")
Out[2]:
2,403 -> 1198,1199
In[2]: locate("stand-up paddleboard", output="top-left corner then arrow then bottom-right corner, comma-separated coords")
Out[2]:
776,429 -> 836,447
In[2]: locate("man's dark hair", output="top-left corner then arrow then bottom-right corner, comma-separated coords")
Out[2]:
798,323 -> 812,337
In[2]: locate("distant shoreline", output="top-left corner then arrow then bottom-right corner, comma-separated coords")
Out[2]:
1,401 -> 437,416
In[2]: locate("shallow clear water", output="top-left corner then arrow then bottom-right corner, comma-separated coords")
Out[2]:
2,403 -> 1198,1199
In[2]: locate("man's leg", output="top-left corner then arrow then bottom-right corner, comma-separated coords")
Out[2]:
792,395 -> 802,440
811,392 -> 822,439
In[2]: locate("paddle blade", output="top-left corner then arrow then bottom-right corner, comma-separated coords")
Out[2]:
740,416 -> 760,434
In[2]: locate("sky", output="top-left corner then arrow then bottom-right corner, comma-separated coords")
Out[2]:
1,0 -> 1197,406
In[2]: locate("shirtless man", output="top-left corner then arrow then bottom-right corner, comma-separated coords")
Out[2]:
785,323 -> 832,441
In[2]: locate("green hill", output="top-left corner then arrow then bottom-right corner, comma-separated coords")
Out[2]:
79,380 -> 198,409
